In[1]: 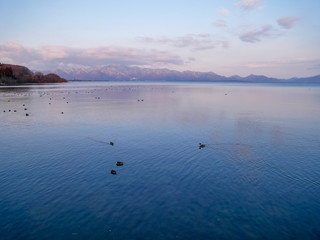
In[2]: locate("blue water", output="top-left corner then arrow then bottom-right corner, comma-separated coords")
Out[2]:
1,82 -> 320,239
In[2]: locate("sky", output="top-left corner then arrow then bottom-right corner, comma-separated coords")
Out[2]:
1,0 -> 320,78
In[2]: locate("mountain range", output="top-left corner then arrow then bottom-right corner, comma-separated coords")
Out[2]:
47,65 -> 320,83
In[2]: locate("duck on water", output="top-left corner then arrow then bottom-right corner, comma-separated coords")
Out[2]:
199,143 -> 206,149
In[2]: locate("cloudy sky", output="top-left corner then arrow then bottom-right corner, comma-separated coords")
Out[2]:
1,0 -> 320,78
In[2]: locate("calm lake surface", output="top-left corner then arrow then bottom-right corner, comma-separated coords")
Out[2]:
1,82 -> 320,239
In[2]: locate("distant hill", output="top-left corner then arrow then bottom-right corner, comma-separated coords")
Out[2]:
47,65 -> 320,83
284,75 -> 320,83
0,63 -> 66,85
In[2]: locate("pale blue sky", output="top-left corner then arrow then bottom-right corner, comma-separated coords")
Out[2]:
1,0 -> 319,78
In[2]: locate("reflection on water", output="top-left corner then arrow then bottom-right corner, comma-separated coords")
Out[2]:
1,82 -> 320,240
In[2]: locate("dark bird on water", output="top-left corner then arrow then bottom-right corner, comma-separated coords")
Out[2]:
199,143 -> 206,149
110,170 -> 117,175
116,161 -> 123,166
110,141 -> 114,146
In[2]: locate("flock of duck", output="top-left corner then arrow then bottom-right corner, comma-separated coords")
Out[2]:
2,101 -> 30,116
108,141 -> 124,175
108,142 -> 206,175
1,86 -> 207,177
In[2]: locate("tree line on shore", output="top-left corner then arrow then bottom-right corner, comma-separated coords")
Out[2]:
0,63 -> 66,85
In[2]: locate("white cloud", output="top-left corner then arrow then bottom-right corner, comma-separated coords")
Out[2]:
234,0 -> 262,9
213,19 -> 228,27
239,24 -> 273,43
277,16 -> 300,29
0,43 -> 184,70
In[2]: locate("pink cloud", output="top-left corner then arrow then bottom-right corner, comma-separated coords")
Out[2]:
240,24 -> 273,43
0,44 -> 184,70
277,16 -> 300,29
246,58 -> 320,69
142,34 -> 229,50
234,0 -> 263,9
219,8 -> 231,16
213,19 -> 228,28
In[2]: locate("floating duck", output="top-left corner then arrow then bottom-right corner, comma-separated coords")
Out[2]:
116,161 -> 123,166
199,143 -> 206,149
110,170 -> 117,175
109,141 -> 114,146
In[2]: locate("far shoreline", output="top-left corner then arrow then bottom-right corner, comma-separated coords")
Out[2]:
66,79 -> 320,85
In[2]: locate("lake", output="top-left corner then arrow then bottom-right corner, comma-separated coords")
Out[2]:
1,82 -> 320,239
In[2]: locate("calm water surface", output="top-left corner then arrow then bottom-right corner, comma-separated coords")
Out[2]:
1,82 -> 320,239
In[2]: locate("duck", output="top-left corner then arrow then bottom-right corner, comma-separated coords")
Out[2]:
116,161 -> 124,166
109,141 -> 114,146
199,143 -> 206,149
110,170 -> 117,175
